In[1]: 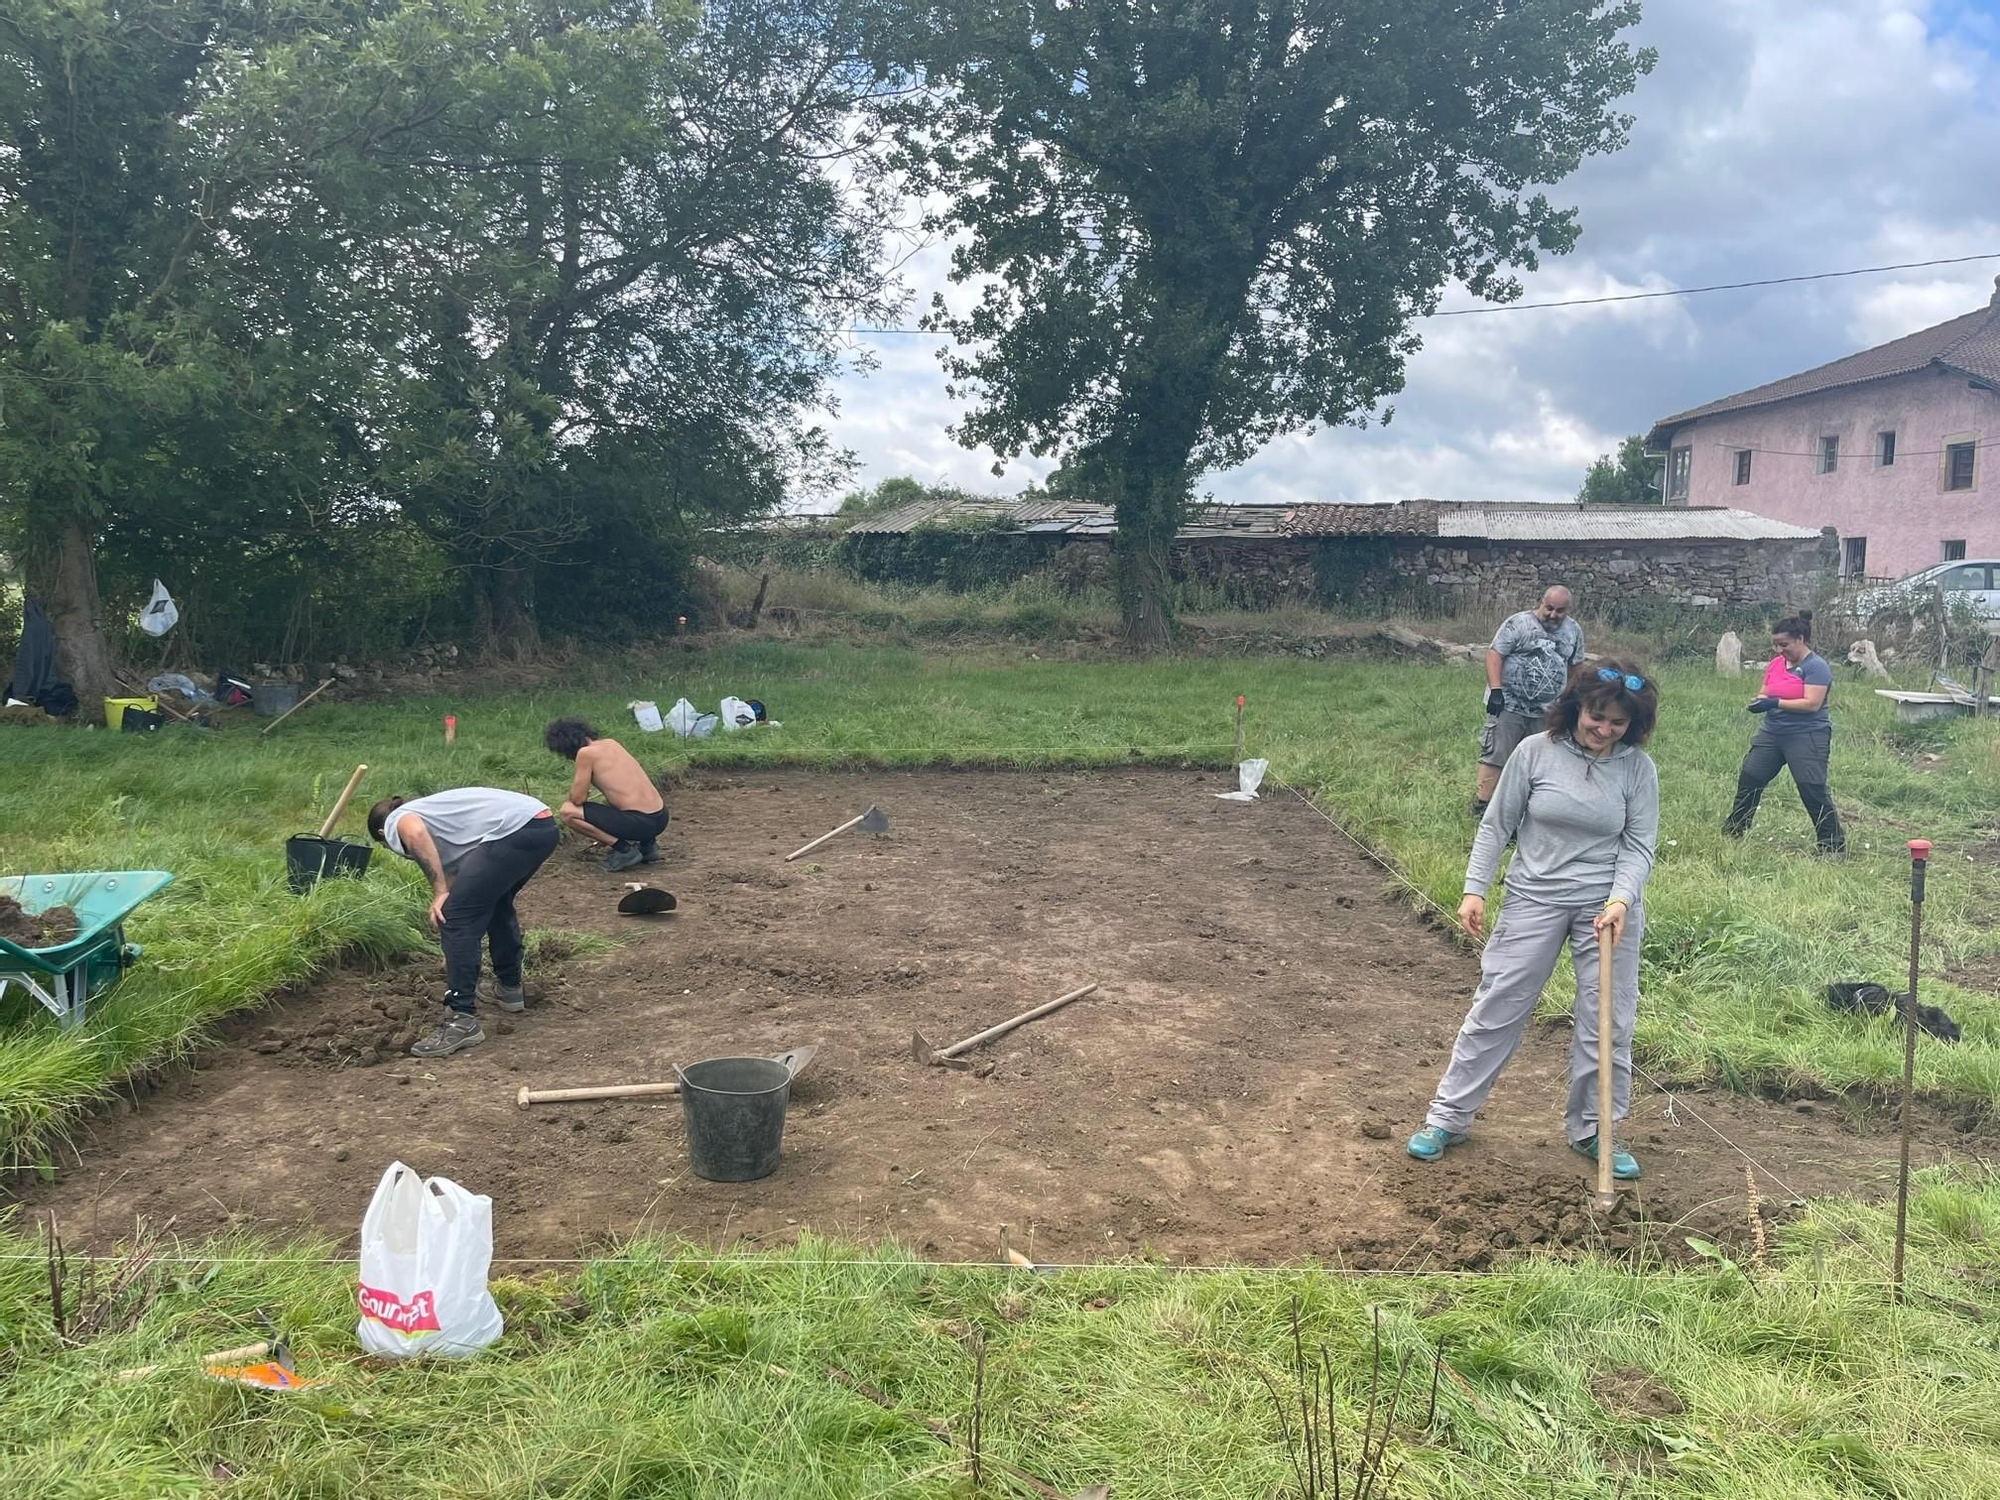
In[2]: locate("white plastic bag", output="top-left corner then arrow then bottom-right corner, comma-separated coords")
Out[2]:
139,580 -> 179,638
666,697 -> 718,738
630,700 -> 664,733
1214,758 -> 1269,802
718,695 -> 758,730
355,1161 -> 504,1359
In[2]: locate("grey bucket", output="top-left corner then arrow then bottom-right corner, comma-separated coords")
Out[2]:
252,682 -> 299,718
676,1057 -> 791,1182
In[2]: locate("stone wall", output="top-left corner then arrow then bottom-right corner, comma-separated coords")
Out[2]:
840,529 -> 1834,615
1165,535 -> 1829,614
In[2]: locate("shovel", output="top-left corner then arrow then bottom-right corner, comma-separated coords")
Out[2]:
617,883 -> 677,916
785,805 -> 887,862
516,1044 -> 816,1107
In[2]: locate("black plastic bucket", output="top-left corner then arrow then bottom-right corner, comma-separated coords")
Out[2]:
677,1057 -> 791,1182
285,835 -> 373,894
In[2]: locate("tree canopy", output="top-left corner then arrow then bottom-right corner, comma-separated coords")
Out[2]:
1,0 -> 903,699
894,0 -> 1654,646
1577,435 -> 1663,505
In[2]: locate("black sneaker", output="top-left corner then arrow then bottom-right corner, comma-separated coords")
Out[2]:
602,842 -> 644,873
638,838 -> 660,864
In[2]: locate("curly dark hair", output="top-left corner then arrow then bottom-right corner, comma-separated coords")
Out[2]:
1542,659 -> 1659,749
366,795 -> 409,844
543,717 -> 600,761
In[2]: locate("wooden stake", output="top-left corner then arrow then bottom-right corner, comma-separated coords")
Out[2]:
1594,927 -> 1618,1213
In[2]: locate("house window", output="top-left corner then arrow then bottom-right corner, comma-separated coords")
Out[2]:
1843,537 -> 1868,578
1878,431 -> 1896,466
1946,441 -> 1977,491
1667,446 -> 1691,501
1818,436 -> 1840,474
1733,449 -> 1752,485
1942,540 -> 1967,562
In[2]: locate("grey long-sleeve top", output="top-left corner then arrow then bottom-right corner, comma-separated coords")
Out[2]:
1464,732 -> 1659,909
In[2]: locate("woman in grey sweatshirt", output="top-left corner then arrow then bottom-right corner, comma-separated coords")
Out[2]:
1407,661 -> 1661,1180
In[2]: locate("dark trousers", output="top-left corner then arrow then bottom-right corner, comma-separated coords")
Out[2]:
1725,727 -> 1845,850
440,817 -> 560,1010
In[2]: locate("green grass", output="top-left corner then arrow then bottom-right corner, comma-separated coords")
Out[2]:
5,1165 -> 2000,1497
2,640 -> 1997,1163
6,637 -> 2000,1494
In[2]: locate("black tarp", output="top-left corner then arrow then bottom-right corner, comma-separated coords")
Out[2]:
8,597 -> 55,705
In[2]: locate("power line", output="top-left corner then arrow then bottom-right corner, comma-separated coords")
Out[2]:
1429,253 -> 2000,316
828,252 -> 2000,336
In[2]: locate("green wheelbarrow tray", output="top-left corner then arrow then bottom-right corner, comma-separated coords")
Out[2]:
0,871 -> 175,1030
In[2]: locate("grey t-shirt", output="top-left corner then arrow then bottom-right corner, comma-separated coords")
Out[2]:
384,788 -> 549,873
1466,733 -> 1658,909
1491,611 -> 1585,714
1764,651 -> 1833,735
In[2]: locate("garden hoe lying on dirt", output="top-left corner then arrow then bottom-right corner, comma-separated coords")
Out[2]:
515,1044 -> 816,1107
912,983 -> 1099,1070
785,805 -> 887,862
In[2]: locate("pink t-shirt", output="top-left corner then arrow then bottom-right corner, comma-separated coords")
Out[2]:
1761,656 -> 1806,700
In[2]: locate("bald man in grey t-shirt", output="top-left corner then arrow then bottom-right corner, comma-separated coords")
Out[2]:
1472,586 -> 1583,817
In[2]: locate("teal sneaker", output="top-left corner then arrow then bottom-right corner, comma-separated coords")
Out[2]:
1571,1135 -> 1641,1180
1406,1125 -> 1469,1161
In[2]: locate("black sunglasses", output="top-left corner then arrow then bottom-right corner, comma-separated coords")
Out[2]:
1595,667 -> 1645,692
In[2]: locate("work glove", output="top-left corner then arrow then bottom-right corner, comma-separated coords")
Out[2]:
1484,688 -> 1506,715
1747,697 -> 1777,714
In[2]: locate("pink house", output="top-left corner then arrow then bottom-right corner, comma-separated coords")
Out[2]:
1646,279 -> 2000,580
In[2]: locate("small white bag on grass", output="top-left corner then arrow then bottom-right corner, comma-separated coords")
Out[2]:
629,699 -> 664,733
1214,758 -> 1269,802
666,697 -> 717,738
355,1161 -> 503,1359
718,695 -> 758,730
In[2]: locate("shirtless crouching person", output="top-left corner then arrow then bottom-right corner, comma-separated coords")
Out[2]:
545,717 -> 669,872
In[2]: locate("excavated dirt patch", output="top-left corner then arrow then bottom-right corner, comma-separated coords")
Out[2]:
10,770 -> 1976,1266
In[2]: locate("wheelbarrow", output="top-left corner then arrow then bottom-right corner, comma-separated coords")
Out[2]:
0,871 -> 175,1030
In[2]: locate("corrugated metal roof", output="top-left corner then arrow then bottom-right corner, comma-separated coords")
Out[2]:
840,497 -> 1820,543
1441,504 -> 1821,543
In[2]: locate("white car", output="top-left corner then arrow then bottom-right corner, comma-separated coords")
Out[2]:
1845,560 -> 2000,622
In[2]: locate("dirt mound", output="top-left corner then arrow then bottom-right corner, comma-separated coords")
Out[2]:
1592,1365 -> 1686,1419
0,898 -> 79,948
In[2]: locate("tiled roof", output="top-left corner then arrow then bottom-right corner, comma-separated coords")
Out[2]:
1649,282 -> 2000,439
842,498 -> 1819,543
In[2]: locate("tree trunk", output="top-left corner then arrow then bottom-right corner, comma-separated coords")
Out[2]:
468,567 -> 538,660
27,517 -> 120,712
1114,519 -> 1175,652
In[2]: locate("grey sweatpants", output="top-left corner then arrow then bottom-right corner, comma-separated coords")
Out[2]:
1425,894 -> 1643,1143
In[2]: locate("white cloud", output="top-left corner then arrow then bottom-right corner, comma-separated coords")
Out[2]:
819,0 -> 2000,508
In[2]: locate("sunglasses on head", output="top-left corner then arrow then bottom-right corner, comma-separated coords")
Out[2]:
1595,667 -> 1645,692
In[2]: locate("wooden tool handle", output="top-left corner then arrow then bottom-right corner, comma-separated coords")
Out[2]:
114,1339 -> 274,1382
316,764 -> 370,840
939,982 -> 1099,1060
517,1080 -> 682,1107
785,811 -> 865,863
1595,928 -> 1617,1210
259,677 -> 337,737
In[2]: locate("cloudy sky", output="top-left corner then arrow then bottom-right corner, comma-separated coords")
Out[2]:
810,0 -> 2000,510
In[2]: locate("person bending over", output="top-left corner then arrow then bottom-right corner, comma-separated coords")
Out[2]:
368,787 -> 559,1058
544,717 -> 669,872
